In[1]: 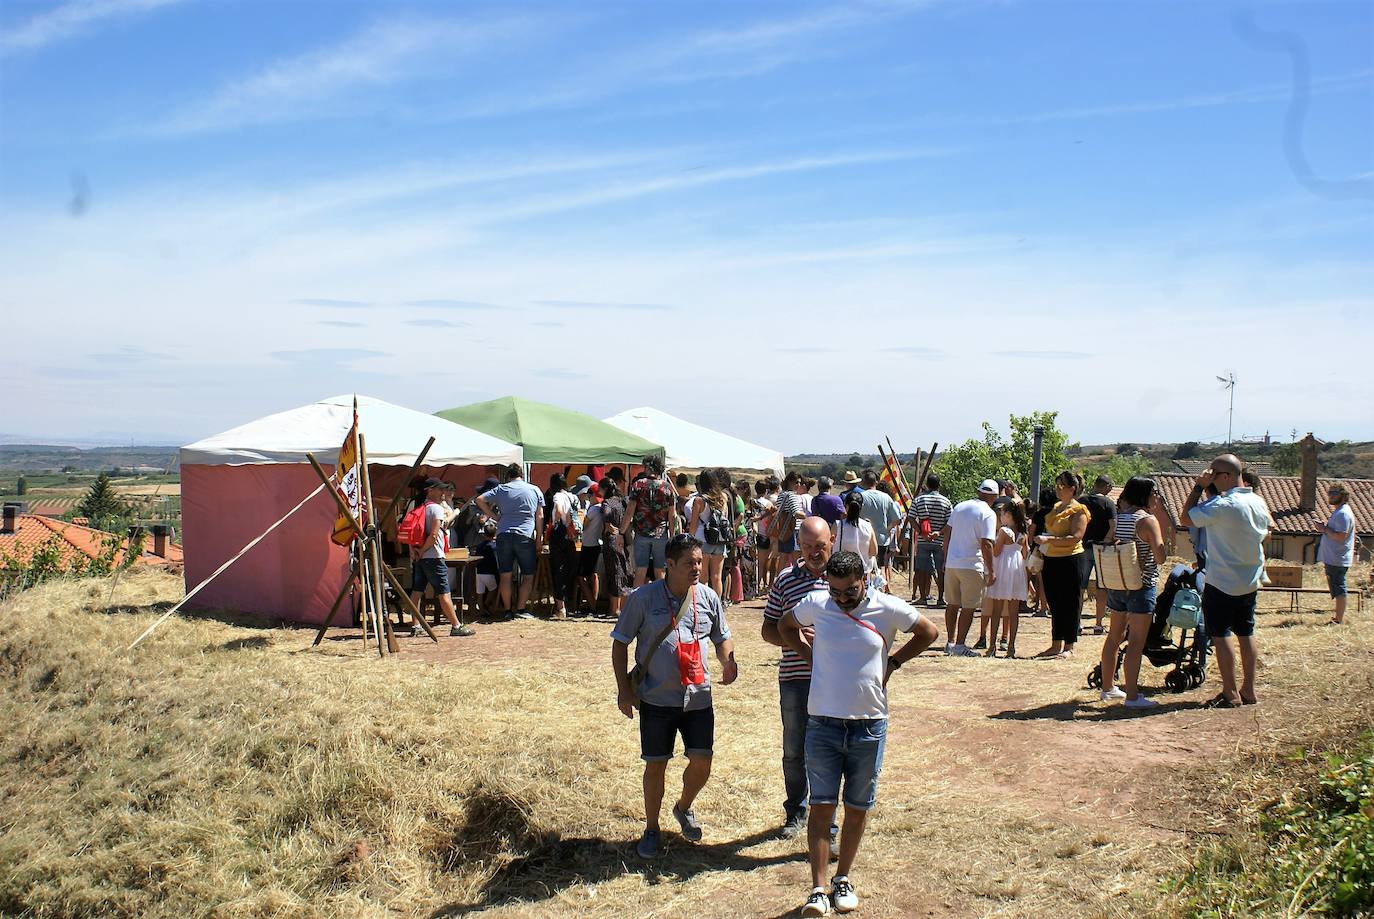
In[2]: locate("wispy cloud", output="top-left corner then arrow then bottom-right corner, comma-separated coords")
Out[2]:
295,297 -> 373,309
0,0 -> 180,55
403,299 -> 503,310
403,318 -> 469,328
87,345 -> 174,363
995,350 -> 1093,360
535,299 -> 673,312
158,16 -> 530,134
270,348 -> 387,367
883,346 -> 946,360
318,320 -> 367,328
776,346 -> 839,354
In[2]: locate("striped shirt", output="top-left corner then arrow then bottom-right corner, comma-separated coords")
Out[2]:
908,492 -> 953,545
763,561 -> 828,682
773,490 -> 801,534
1113,508 -> 1159,588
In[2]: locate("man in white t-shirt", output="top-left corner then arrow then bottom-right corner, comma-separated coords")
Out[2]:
939,479 -> 998,657
778,551 -> 939,917
408,478 -> 474,637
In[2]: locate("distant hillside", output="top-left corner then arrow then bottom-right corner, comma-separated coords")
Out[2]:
0,445 -> 179,474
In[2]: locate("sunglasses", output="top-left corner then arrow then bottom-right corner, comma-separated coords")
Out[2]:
828,583 -> 865,600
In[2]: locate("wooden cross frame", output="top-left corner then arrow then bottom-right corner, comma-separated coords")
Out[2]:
305,435 -> 440,655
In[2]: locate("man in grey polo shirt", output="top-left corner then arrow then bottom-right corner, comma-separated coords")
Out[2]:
611,534 -> 737,859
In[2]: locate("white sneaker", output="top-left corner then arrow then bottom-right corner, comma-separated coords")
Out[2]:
1100,687 -> 1127,701
945,642 -> 955,655
801,887 -> 832,916
831,876 -> 859,912
1124,695 -> 1159,709
952,644 -> 977,657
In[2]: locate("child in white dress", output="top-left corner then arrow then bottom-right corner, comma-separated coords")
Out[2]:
985,500 -> 1029,658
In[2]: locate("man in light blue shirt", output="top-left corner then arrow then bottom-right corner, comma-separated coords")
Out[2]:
1319,483 -> 1357,624
858,470 -> 903,585
1182,454 -> 1270,707
476,462 -> 545,618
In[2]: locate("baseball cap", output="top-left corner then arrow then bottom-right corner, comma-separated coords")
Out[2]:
977,479 -> 999,495
422,476 -> 445,490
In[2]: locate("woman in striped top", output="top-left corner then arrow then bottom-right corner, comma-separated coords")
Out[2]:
1098,476 -> 1167,708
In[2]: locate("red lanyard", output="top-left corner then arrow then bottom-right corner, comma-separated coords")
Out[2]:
838,599 -> 888,652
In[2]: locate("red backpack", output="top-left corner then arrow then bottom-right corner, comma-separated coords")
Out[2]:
396,502 -> 431,547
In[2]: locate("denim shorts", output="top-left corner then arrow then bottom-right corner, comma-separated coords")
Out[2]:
700,542 -> 727,557
778,533 -> 799,554
639,702 -> 714,762
494,532 -> 536,575
633,533 -> 668,570
805,715 -> 888,810
914,542 -> 943,574
1107,583 -> 1157,614
1202,583 -> 1257,638
410,557 -> 450,594
1325,564 -> 1349,598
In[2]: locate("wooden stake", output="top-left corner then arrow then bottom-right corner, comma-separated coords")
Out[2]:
360,434 -> 398,655
381,564 -> 438,642
379,436 -> 436,540
312,571 -> 359,647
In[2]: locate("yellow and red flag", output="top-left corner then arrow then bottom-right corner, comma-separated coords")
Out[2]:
330,407 -> 362,546
879,451 -> 911,515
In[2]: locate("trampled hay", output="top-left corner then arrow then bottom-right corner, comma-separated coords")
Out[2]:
1,565 -> 1370,917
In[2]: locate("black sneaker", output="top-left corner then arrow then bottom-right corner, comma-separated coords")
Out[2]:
780,811 -> 806,839
515,609 -> 536,620
635,828 -> 660,859
801,888 -> 831,917
972,637 -> 987,650
450,625 -> 475,637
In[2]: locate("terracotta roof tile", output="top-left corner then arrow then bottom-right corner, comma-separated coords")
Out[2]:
1152,472 -> 1372,537
1172,459 -> 1275,476
0,515 -> 183,570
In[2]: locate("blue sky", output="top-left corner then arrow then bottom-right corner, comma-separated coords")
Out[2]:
1,0 -> 1371,452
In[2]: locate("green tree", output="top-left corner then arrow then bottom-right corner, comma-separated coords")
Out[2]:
845,454 -> 863,469
1173,441 -> 1201,459
1080,454 -> 1152,488
1115,443 -> 1137,456
77,473 -> 127,524
16,476 -> 27,495
933,411 -> 1071,502
1272,442 -> 1300,475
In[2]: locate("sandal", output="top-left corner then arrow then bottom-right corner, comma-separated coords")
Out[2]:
1201,694 -> 1237,709
1092,625 -> 1105,635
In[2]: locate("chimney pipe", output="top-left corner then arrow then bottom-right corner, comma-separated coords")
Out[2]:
2,505 -> 15,535
1299,433 -> 1318,512
151,524 -> 169,558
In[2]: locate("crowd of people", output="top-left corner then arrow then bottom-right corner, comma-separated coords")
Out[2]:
596,451 -> 1359,915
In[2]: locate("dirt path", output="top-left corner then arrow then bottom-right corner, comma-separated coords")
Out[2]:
307,570 -> 1364,917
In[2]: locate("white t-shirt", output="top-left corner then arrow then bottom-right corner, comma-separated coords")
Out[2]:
552,490 -> 578,531
421,502 -> 449,560
832,518 -> 876,569
791,589 -> 922,719
945,499 -> 996,572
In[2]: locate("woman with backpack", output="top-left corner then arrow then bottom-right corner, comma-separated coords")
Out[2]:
1097,476 -> 1167,707
686,469 -> 732,598
833,491 -> 878,576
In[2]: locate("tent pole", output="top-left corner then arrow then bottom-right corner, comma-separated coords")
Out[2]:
378,436 -> 436,541
360,434 -> 397,655
313,571 -> 358,647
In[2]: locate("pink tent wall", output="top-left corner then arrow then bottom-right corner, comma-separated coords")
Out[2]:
182,462 -> 501,625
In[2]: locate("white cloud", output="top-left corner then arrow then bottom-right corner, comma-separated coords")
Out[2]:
0,0 -> 179,54
157,15 -> 531,134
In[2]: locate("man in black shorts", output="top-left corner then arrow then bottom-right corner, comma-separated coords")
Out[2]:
611,535 -> 737,859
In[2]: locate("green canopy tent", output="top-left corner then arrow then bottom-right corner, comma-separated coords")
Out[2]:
435,396 -> 664,466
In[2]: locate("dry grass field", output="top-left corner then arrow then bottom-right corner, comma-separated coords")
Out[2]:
1,564 -> 1370,918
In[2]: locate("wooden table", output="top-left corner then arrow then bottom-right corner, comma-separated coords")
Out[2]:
1259,585 -> 1364,616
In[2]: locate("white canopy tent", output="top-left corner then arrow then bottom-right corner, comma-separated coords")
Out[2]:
180,394 -> 521,625
602,406 -> 785,476
182,393 -> 521,467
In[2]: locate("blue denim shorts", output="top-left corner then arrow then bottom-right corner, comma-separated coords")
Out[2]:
410,557 -> 450,594
1325,564 -> 1349,598
632,533 -> 668,570
805,716 -> 888,810
914,542 -> 943,574
778,533 -> 799,554
494,532 -> 536,575
1107,584 -> 1157,614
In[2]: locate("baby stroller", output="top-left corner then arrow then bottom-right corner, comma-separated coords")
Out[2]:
1087,566 -> 1209,693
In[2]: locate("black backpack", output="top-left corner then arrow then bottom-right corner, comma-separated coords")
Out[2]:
701,496 -> 732,545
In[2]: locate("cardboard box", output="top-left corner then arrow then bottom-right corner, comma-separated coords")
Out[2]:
1265,564 -> 1303,589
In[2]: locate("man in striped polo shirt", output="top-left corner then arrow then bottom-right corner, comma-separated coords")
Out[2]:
908,473 -> 953,608
762,516 -> 834,838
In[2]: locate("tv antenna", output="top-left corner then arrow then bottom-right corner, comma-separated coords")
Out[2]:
1216,372 -> 1236,446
